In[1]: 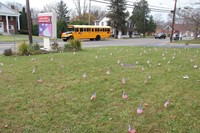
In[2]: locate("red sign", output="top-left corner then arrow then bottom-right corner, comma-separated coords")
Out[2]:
38,16 -> 52,23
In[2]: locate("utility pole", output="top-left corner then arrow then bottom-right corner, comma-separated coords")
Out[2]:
89,0 -> 91,25
170,0 -> 177,43
143,0 -> 145,38
26,0 -> 33,44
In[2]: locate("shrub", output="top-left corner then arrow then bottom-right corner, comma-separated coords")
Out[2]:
18,30 -> 28,35
66,39 -> 82,51
52,41 -> 59,50
32,43 -> 40,51
18,41 -> 31,55
3,49 -> 12,56
32,24 -> 39,36
64,43 -> 72,51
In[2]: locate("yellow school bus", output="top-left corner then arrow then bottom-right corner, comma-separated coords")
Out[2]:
61,25 -> 111,41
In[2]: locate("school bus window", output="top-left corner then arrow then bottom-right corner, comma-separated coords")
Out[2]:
92,28 -> 94,32
100,28 -> 102,32
80,28 -> 83,32
75,28 -> 79,32
68,28 -> 74,32
83,28 -> 87,32
87,28 -> 91,32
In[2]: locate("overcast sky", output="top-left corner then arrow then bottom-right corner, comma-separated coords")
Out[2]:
1,0 -> 197,21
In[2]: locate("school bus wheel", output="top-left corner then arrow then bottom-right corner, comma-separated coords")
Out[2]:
63,39 -> 67,42
95,35 -> 101,41
68,36 -> 74,41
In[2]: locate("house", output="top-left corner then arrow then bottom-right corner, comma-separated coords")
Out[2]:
0,2 -> 20,34
94,16 -> 109,26
163,24 -> 194,37
94,15 -> 135,38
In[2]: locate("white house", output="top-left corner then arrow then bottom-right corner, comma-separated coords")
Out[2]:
94,15 -> 135,38
0,2 -> 20,34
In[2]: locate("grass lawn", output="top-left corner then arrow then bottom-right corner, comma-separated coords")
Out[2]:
0,46 -> 200,132
0,35 -> 28,42
0,35 -> 44,42
173,39 -> 200,44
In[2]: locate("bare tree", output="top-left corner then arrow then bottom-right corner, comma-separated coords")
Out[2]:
177,6 -> 200,39
154,13 -> 165,27
72,0 -> 88,20
42,3 -> 56,13
90,6 -> 106,20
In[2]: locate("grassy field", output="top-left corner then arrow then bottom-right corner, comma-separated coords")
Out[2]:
0,46 -> 200,132
0,35 -> 44,42
173,39 -> 200,44
0,35 -> 28,42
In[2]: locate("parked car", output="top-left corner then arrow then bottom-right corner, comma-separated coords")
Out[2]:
173,33 -> 182,41
154,33 -> 166,39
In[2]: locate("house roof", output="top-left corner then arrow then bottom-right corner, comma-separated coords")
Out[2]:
164,24 -> 194,33
0,2 -> 20,16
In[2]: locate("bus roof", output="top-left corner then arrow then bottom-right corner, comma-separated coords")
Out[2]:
68,25 -> 111,28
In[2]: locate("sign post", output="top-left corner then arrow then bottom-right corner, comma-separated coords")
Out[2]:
38,12 -> 57,51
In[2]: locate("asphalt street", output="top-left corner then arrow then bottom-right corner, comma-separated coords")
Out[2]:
1,37 -> 200,54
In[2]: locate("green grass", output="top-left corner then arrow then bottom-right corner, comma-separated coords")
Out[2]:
173,39 -> 200,44
0,46 -> 200,132
0,35 -> 44,42
0,35 -> 28,42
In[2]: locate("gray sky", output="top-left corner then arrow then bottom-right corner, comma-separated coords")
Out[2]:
1,0 -> 197,21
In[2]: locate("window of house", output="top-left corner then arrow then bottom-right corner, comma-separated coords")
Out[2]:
8,16 -> 14,21
9,25 -> 14,30
101,22 -> 104,26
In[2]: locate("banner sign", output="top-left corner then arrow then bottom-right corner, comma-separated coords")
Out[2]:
38,16 -> 52,23
38,13 -> 57,38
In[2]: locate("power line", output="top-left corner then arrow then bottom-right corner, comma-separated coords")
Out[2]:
91,0 -> 173,12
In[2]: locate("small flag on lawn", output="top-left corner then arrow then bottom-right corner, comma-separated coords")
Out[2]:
164,100 -> 170,108
128,125 -> 136,133
82,72 -> 87,78
91,92 -> 96,100
37,78 -> 43,83
106,68 -> 110,75
137,105 -> 143,114
122,78 -> 126,84
122,91 -> 128,99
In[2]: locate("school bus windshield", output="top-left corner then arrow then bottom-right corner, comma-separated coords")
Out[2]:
67,28 -> 74,32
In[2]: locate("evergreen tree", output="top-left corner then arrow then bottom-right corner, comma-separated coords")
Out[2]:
19,7 -> 28,31
56,0 -> 69,20
131,0 -> 150,37
107,0 -> 128,38
146,15 -> 156,35
57,19 -> 67,38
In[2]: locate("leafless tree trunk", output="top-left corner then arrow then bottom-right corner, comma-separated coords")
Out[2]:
72,0 -> 88,21
177,7 -> 200,39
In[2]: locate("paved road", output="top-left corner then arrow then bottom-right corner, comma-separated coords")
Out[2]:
1,37 -> 200,54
